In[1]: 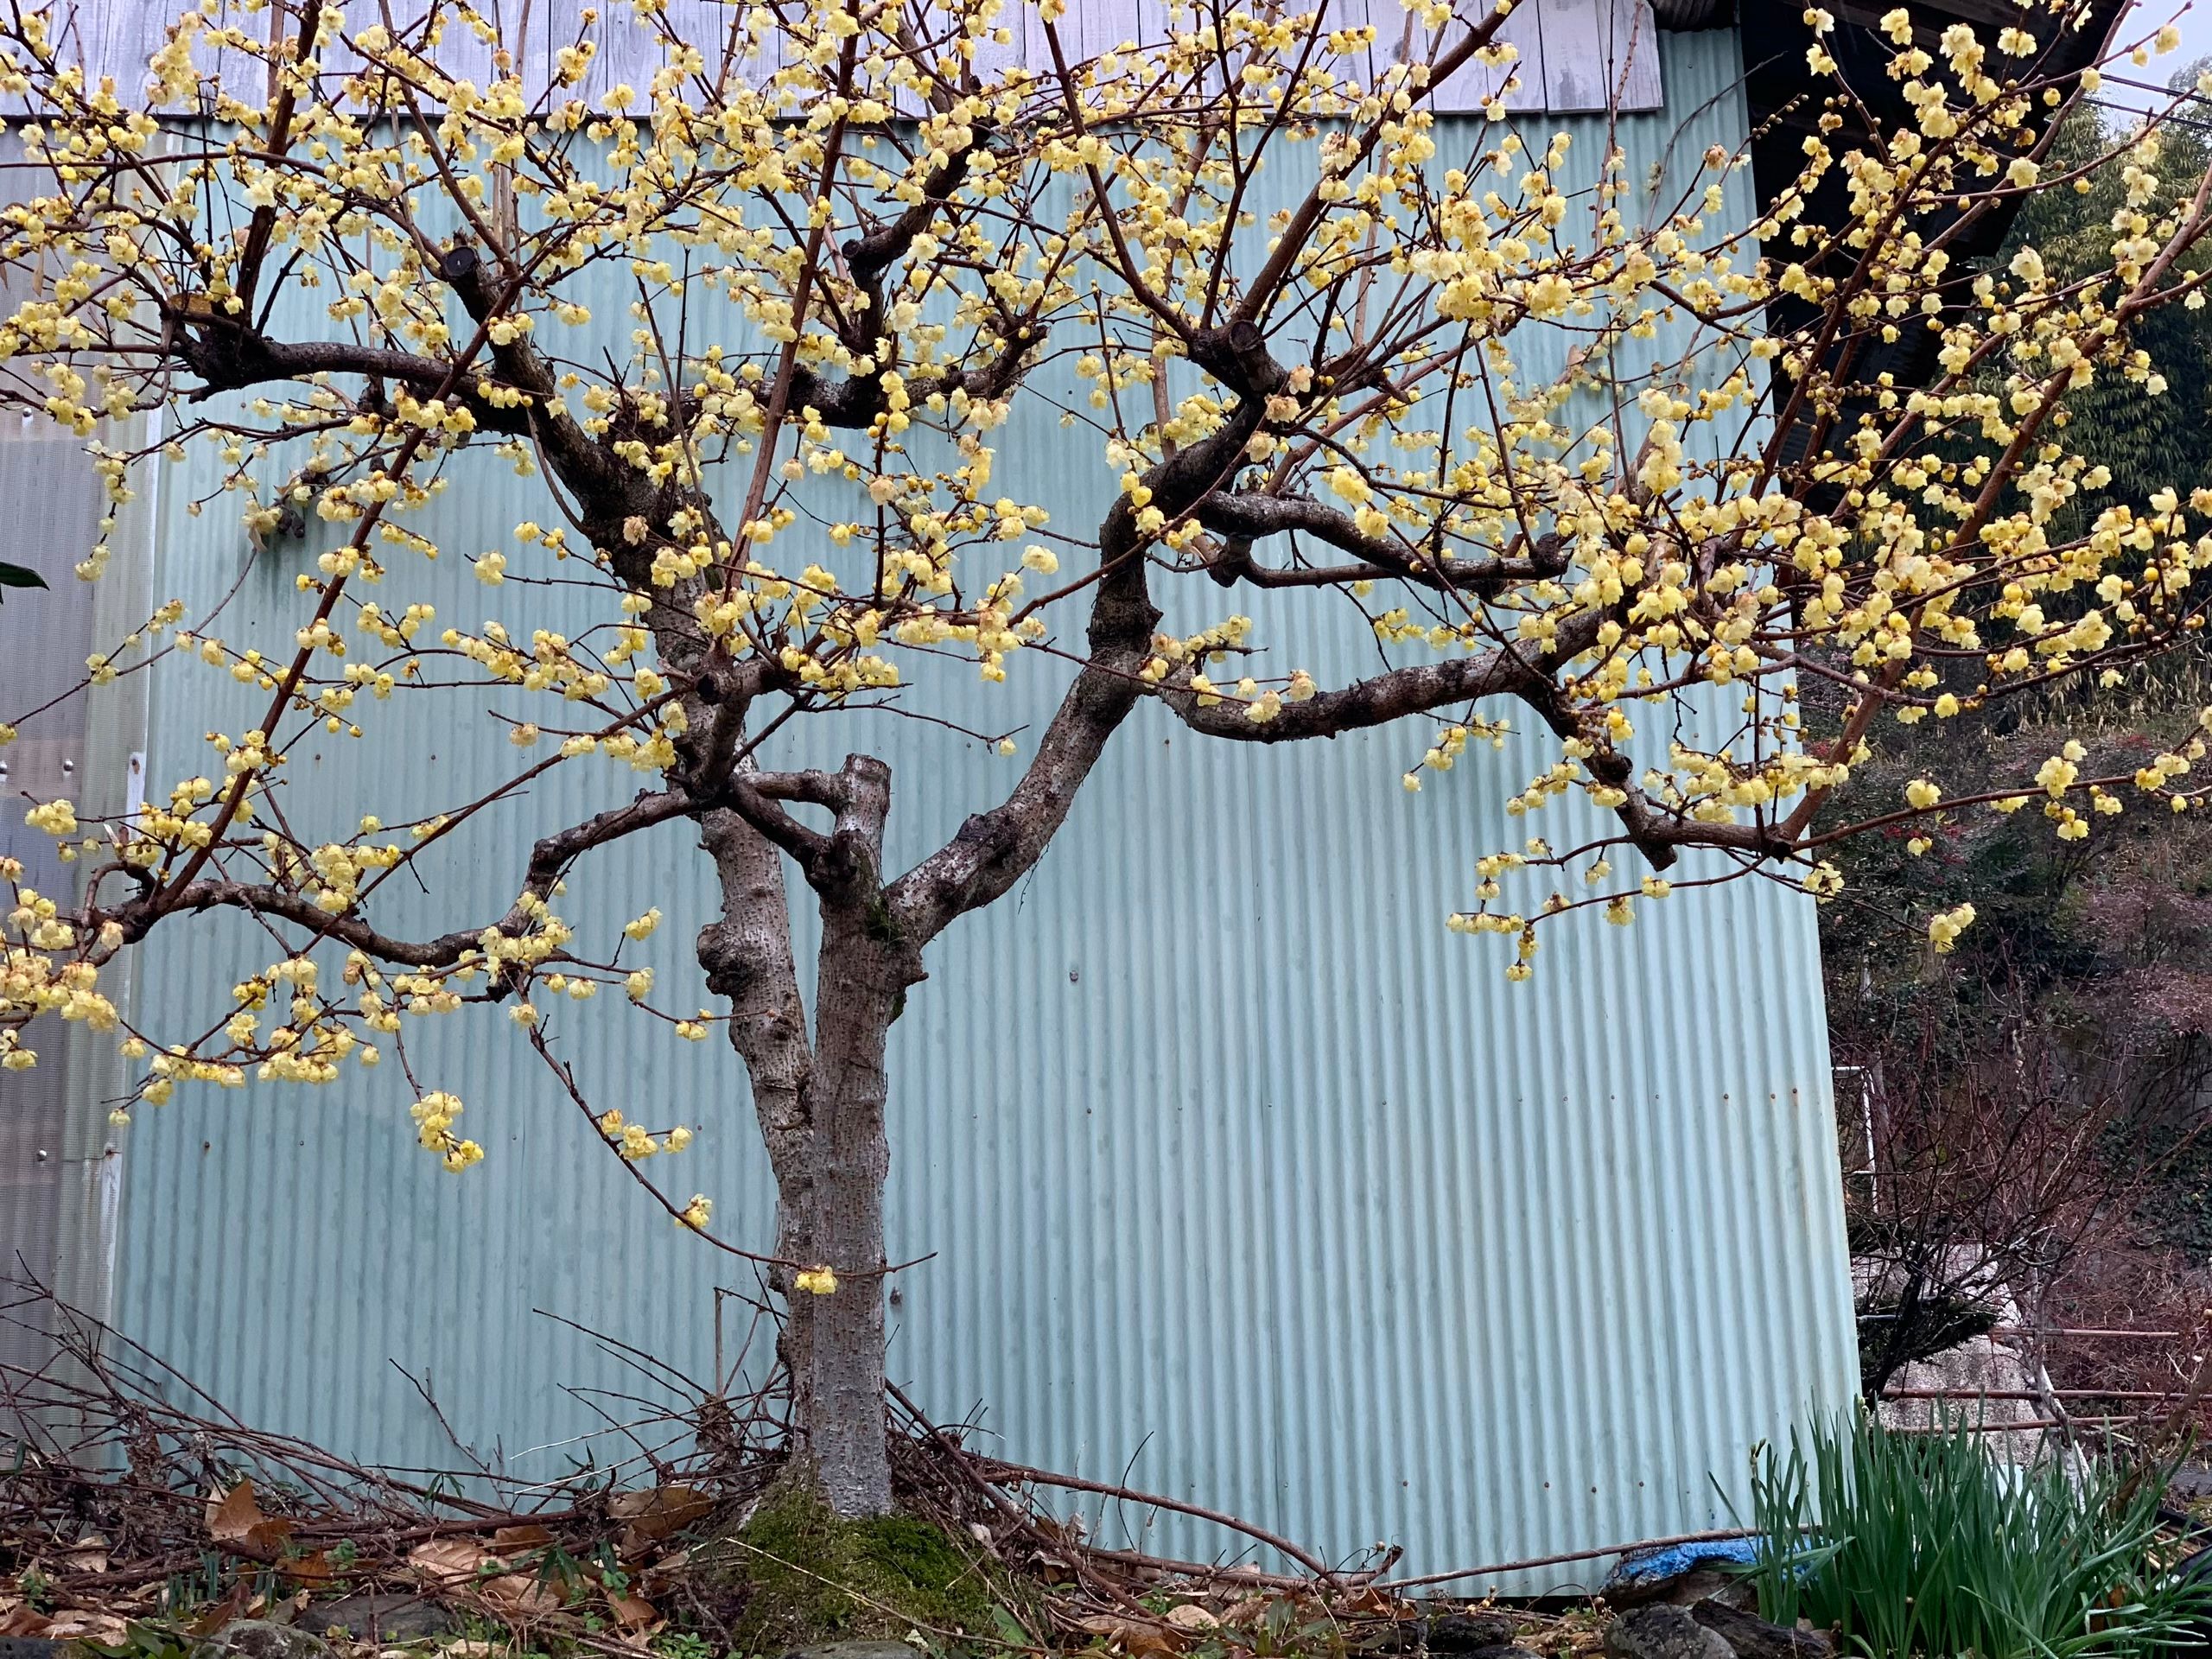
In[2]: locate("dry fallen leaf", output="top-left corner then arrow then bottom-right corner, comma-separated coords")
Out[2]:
0,1604 -> 54,1638
1076,1612 -> 1187,1656
1220,1596 -> 1270,1629
608,1484 -> 714,1556
481,1575 -> 561,1617
635,1548 -> 690,1596
207,1479 -> 295,1560
184,1583 -> 253,1637
44,1612 -> 131,1644
606,1495 -> 708,1557
1166,1605 -> 1220,1632
407,1538 -> 494,1591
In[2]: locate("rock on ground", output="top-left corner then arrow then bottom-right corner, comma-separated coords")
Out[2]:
1426,1613 -> 1517,1652
1688,1604 -> 1834,1659
189,1622 -> 335,1659
296,1596 -> 460,1644
1609,1604 -> 1836,1659
1605,1605 -> 1737,1659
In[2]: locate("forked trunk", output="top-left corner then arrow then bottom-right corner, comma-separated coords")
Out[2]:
697,782 -> 912,1518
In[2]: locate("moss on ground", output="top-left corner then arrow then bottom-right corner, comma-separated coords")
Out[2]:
708,1468 -> 1009,1653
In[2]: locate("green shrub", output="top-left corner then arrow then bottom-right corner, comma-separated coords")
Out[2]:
1734,1412 -> 2212,1659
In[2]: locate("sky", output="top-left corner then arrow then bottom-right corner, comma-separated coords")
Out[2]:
2099,0 -> 2212,117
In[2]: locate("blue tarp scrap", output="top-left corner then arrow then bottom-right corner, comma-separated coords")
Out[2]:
1605,1538 -> 1760,1589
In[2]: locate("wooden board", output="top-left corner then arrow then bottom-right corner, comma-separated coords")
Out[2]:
1426,0 -> 1548,115
1532,0 -> 1662,113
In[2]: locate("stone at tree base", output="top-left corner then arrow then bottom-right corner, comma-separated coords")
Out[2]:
1605,1605 -> 1733,1659
296,1596 -> 460,1643
190,1621 -> 335,1659
779,1643 -> 924,1659
1426,1612 -> 1517,1651
1688,1603 -> 1834,1659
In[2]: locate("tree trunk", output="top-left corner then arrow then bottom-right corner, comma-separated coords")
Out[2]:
696,766 -> 913,1518
793,912 -> 903,1516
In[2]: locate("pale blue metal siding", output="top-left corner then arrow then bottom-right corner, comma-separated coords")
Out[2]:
108,28 -> 1856,1588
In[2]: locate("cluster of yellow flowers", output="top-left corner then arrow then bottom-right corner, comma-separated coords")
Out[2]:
410,1091 -> 484,1173
0,878 -> 120,1067
596,1107 -> 696,1162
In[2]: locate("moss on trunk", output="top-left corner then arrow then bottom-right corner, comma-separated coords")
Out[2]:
705,1466 -> 1008,1652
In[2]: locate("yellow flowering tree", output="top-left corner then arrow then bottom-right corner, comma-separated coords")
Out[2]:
3,0 -> 2210,1513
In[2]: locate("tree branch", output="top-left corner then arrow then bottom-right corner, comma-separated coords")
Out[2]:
434,244 -> 626,498
750,769 -> 850,809
1193,492 -> 1567,593
177,327 -> 464,406
885,397 -> 1270,939
720,772 -> 835,875
111,789 -> 693,963
1151,608 -> 1789,873
1160,629 -> 1574,744
787,327 -> 1043,430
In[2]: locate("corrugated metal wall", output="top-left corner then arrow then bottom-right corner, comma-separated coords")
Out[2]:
0,423 -> 106,1382
0,126 -> 152,1406
102,27 -> 1858,1588
22,0 -> 1662,116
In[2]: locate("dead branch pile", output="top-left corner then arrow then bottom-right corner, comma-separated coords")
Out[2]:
0,1285 -> 1455,1656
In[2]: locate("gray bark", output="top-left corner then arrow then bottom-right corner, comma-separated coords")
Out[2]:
676,391 -> 1281,1517
798,911 -> 905,1515
677,408 -> 1265,1514
696,760 -> 915,1517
